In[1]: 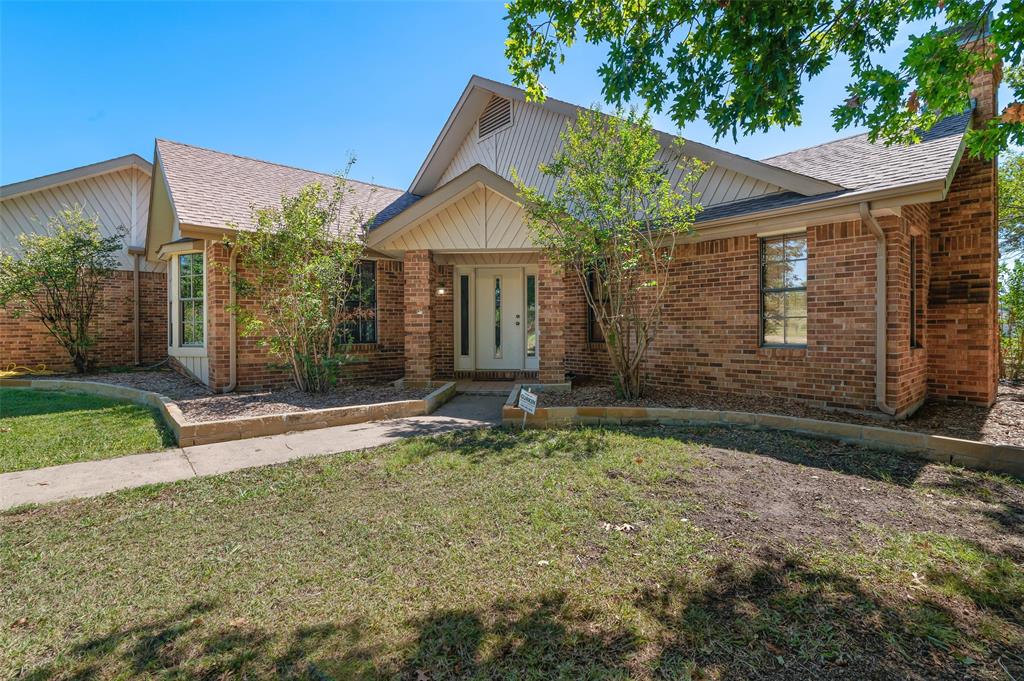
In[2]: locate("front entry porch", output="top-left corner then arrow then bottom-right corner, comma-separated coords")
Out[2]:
401,250 -> 566,386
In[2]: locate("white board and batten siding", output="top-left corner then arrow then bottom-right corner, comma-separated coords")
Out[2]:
438,97 -> 784,208
379,186 -> 530,252
0,167 -> 160,272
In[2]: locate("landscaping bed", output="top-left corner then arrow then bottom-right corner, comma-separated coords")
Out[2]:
33,370 -> 433,423
539,379 -> 1024,446
2,425 -> 1022,679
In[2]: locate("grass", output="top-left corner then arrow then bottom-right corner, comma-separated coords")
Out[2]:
0,387 -> 173,472
2,426 -> 1022,679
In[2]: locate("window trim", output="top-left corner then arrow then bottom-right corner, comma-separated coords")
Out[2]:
339,259 -> 378,346
586,271 -> 608,344
167,250 -> 207,352
759,234 -> 808,348
910,235 -> 921,349
177,252 -> 206,348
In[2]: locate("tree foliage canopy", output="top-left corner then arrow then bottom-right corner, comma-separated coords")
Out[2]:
1000,260 -> 1024,380
505,0 -> 1023,158
1001,149 -> 1024,256
226,169 -> 373,393
515,108 -> 704,398
0,207 -> 124,373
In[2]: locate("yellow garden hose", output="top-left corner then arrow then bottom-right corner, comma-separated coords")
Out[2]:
0,363 -> 55,379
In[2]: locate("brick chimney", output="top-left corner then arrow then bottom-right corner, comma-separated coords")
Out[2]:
953,17 -> 1002,123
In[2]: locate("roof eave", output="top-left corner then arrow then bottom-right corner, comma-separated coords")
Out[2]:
409,75 -> 845,198
1,153 -> 152,201
694,178 -> 948,236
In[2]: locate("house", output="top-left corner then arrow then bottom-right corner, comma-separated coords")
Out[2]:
0,154 -> 167,371
2,38 -> 1000,415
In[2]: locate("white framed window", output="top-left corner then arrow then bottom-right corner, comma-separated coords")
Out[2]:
168,251 -> 206,350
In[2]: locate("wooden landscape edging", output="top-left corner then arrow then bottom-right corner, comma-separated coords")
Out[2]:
2,379 -> 457,447
502,386 -> 1024,477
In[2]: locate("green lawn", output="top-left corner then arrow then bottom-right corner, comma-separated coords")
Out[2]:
2,426 -> 1022,679
0,387 -> 173,472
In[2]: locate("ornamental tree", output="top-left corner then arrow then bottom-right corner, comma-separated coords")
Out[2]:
515,108 -> 705,398
1000,260 -> 1024,380
505,0 -> 1023,158
1001,149 -> 1024,256
0,207 -> 124,373
225,169 -> 374,393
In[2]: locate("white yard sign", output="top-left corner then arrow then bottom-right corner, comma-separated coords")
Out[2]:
518,388 -> 538,414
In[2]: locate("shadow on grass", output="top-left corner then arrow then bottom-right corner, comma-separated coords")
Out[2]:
20,547 -> 1022,680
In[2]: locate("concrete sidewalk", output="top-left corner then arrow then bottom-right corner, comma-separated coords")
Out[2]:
1,395 -> 504,510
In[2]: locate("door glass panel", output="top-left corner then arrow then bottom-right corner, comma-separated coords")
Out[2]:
526,274 -> 537,357
460,275 -> 470,356
493,277 -> 502,359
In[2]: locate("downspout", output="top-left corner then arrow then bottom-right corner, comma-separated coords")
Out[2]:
859,202 -> 896,416
219,245 -> 239,393
133,252 -> 141,366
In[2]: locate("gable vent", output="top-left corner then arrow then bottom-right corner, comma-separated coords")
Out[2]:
478,96 -> 512,139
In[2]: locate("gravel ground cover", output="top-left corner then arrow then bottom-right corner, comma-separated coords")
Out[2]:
32,370 -> 432,423
539,379 -> 1024,445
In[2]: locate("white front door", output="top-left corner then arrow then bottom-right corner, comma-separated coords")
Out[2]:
475,268 -> 524,370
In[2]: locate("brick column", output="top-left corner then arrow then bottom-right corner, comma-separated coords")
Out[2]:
404,250 -> 434,385
537,256 -> 566,383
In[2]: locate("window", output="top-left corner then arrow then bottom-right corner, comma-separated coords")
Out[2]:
339,260 -> 377,344
760,235 -> 807,346
167,268 -> 173,347
459,274 -> 470,356
178,253 -> 204,347
493,276 -> 502,359
526,274 -> 537,357
587,272 -> 608,343
910,236 -> 920,348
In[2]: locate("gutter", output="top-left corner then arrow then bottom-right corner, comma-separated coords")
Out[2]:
859,202 -> 896,416
128,246 -> 146,366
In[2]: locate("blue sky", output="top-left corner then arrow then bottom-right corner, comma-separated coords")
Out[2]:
0,1 -> 1012,191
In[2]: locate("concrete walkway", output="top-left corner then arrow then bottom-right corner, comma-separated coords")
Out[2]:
1,395 -> 504,510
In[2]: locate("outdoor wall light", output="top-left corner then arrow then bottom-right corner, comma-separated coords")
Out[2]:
436,287 -> 447,296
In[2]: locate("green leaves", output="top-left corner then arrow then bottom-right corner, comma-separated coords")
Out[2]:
0,206 -> 124,372
225,167 -> 373,393
1000,149 -> 1024,257
515,107 -> 704,397
506,0 -> 1024,158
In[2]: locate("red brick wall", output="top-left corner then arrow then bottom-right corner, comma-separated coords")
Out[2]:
538,255 -> 568,383
0,269 -> 167,372
566,224 -> 885,411
885,204 -> 931,414
432,263 -> 454,379
926,154 -> 1000,404
204,241 -> 406,390
404,250 -> 434,384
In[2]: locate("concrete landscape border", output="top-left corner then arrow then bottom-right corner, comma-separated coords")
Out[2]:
2,378 -> 458,447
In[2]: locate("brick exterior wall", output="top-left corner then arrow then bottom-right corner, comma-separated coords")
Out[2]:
926,154 -> 1000,405
568,225 -> 880,411
404,250 -> 434,384
432,263 -> 454,380
202,241 -> 406,391
0,269 -> 167,372
538,255 -> 567,383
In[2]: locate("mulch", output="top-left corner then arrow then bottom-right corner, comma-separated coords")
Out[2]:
28,370 -> 431,423
539,379 -> 1024,446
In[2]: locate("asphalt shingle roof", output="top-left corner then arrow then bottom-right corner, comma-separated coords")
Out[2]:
157,139 -> 419,233
759,111 -> 970,192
